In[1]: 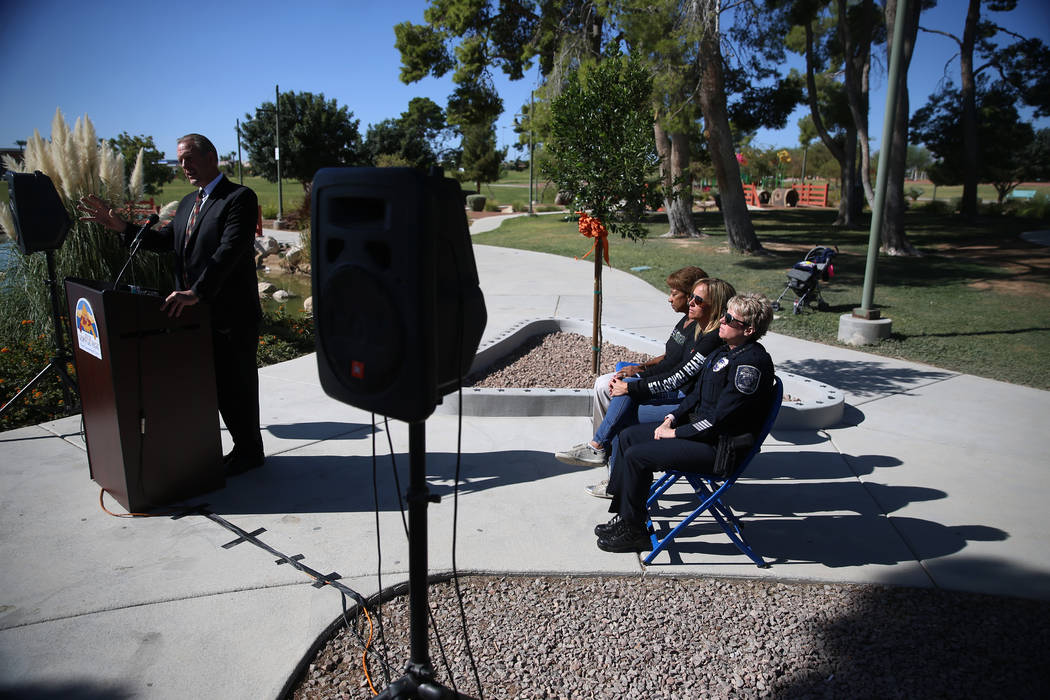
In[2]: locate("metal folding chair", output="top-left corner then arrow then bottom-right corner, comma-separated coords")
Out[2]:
643,375 -> 783,566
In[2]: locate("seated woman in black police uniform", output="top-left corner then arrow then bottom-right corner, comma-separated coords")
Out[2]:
595,292 -> 776,553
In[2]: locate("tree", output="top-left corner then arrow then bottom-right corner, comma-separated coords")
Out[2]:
544,53 -> 658,240
606,0 -> 798,247
1029,128 -> 1050,183
912,80 -> 1035,205
108,132 -> 173,196
543,53 -> 659,370
397,0 -> 796,250
458,119 -> 506,192
780,0 -> 881,226
364,97 -> 453,171
918,0 -> 1050,218
877,0 -> 922,256
905,144 -> 933,181
219,151 -> 240,179
240,91 -> 365,191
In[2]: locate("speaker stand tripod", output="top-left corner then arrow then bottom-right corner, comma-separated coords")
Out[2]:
0,250 -> 79,419
375,421 -> 475,700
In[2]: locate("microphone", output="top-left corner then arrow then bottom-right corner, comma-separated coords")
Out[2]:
114,213 -> 160,288
129,213 -> 160,252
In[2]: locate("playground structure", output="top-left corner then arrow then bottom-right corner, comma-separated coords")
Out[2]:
741,182 -> 829,208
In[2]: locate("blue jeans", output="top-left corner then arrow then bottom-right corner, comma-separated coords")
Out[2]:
594,362 -> 682,473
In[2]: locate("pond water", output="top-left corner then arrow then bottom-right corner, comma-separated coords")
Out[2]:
259,268 -> 313,318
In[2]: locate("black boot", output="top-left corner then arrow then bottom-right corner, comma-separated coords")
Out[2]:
597,521 -> 651,553
594,514 -> 623,537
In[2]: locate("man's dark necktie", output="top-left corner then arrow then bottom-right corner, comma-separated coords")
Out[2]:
182,189 -> 204,285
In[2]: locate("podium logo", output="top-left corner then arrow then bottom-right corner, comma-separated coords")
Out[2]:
75,298 -> 102,360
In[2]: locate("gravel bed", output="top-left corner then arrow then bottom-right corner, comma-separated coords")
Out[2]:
289,332 -> 1050,698
464,332 -> 651,389
290,574 -> 1050,699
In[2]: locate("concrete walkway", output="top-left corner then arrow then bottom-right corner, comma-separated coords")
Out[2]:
1,226 -> 1048,698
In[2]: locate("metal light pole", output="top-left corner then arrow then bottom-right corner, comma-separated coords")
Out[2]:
858,0 -> 908,317
275,84 -> 283,227
235,119 -> 243,184
528,90 -> 535,216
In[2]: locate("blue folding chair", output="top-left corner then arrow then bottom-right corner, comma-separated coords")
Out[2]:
643,375 -> 783,566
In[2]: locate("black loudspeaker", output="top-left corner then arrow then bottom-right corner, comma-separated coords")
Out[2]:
3,171 -> 71,254
311,167 -> 487,423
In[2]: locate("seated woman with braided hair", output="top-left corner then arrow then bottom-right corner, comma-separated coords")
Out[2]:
594,292 -> 776,553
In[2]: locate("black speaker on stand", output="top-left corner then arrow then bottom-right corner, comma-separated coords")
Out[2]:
0,171 -> 79,419
311,167 -> 486,699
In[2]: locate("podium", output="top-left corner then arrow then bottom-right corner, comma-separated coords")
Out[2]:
65,278 -> 224,511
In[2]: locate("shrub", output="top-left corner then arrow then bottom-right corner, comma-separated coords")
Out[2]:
261,204 -> 279,219
1017,192 -> 1050,220
257,310 -> 315,367
0,325 -> 78,431
511,200 -> 528,212
918,199 -> 953,215
466,194 -> 486,212
484,201 -> 501,212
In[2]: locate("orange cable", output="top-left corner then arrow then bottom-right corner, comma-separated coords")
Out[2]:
98,488 -> 163,517
361,604 -> 377,695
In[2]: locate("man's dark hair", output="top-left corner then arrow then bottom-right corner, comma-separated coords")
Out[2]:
178,133 -> 217,158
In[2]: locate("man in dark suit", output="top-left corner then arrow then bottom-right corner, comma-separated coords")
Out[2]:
79,133 -> 265,475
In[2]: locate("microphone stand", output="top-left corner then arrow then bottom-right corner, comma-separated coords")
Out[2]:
113,215 -> 158,289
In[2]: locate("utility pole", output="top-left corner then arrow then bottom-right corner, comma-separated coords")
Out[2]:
275,84 -> 283,227
528,90 -> 535,216
235,119 -> 243,184
837,0 -> 905,346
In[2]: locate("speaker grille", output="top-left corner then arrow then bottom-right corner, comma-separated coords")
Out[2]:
318,265 -> 405,394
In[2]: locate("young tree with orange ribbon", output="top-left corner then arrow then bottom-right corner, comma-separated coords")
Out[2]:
543,52 -> 658,372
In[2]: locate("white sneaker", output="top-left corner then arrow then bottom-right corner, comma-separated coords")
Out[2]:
554,442 -> 608,467
585,479 -> 612,499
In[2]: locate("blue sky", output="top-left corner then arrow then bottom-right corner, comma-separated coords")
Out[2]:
1,0 -> 1047,161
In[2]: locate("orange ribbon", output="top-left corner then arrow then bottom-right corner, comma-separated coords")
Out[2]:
575,211 -> 609,265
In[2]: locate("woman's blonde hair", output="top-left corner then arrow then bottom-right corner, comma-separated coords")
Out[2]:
728,292 -> 774,341
693,278 -> 737,335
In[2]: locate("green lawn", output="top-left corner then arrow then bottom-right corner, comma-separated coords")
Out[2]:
147,175 -> 306,218
908,181 -> 1050,203
472,208 -> 1050,390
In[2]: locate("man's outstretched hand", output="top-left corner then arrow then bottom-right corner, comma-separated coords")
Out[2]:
77,195 -> 128,233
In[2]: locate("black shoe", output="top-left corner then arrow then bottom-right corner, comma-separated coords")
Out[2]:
597,522 -> 652,553
594,514 -> 624,538
225,452 -> 265,476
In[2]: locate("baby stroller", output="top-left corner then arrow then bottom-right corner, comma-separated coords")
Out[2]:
771,245 -> 838,314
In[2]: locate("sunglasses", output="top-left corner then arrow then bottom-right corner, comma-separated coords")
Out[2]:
721,312 -> 748,329
689,294 -> 705,306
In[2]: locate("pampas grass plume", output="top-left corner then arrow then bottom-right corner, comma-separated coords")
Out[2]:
128,149 -> 145,202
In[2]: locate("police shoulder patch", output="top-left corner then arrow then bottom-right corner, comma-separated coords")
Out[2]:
735,365 -> 761,394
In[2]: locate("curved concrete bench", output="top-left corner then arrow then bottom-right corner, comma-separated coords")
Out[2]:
437,318 -> 845,430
